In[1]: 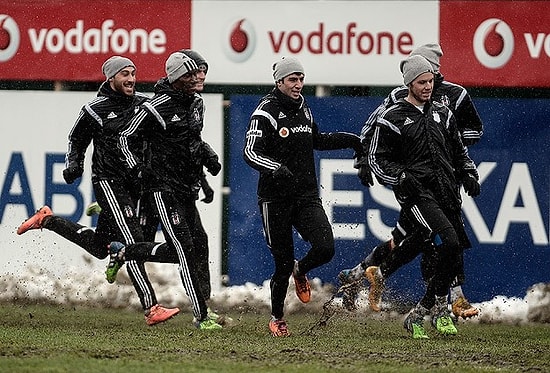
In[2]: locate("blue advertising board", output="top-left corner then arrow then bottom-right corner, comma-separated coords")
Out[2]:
228,95 -> 549,303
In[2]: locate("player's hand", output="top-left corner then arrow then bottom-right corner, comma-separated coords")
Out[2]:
205,157 -> 221,176
462,173 -> 480,197
358,164 -> 373,187
201,183 -> 214,203
62,161 -> 83,184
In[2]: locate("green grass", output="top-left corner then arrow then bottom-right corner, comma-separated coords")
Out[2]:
0,303 -> 549,372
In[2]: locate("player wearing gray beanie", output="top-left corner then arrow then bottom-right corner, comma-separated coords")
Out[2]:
180,49 -> 208,74
165,52 -> 199,83
399,43 -> 443,73
402,55 -> 433,86
410,43 -> 443,71
272,56 -> 305,81
102,56 -> 135,80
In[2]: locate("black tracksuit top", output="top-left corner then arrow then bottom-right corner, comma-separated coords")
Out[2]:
243,87 -> 361,201
369,99 -> 477,212
361,73 -> 484,149
120,78 -> 206,198
65,82 -> 149,181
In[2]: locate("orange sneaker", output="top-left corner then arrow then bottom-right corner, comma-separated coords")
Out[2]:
365,266 -> 384,312
451,296 -> 479,319
145,304 -> 180,326
292,261 -> 311,303
269,317 -> 290,337
17,206 -> 53,235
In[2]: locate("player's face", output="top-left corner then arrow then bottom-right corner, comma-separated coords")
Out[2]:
277,73 -> 304,100
110,67 -> 136,97
194,64 -> 207,92
172,71 -> 198,95
408,72 -> 433,104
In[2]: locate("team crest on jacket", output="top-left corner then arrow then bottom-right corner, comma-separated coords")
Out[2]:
123,205 -> 134,218
171,211 -> 181,225
193,108 -> 201,122
279,127 -> 289,138
432,112 -> 441,123
438,95 -> 451,108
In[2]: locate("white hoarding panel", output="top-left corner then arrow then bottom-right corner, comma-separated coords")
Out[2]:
192,0 -> 439,85
0,91 -> 224,294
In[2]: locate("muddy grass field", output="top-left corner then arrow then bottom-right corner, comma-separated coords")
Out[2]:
1,302 -> 549,373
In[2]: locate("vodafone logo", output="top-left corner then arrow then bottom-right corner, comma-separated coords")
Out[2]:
473,18 -> 514,69
0,14 -> 20,62
223,18 -> 256,62
1,17 -> 166,61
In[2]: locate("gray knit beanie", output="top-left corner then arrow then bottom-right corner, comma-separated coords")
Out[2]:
165,52 -> 199,83
180,49 -> 208,74
410,43 -> 443,70
272,57 -> 304,81
102,56 -> 135,80
399,44 -> 443,73
402,55 -> 433,85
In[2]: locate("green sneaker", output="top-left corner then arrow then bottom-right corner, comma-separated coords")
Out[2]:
85,201 -> 102,216
433,314 -> 458,336
404,310 -> 429,339
194,318 -> 223,330
105,241 -> 125,284
410,323 -> 429,339
207,307 -> 220,322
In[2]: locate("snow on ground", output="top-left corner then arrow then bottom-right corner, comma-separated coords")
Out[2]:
1,262 -> 549,324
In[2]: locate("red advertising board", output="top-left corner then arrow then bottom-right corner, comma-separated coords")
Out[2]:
0,0 -> 192,82
440,0 -> 550,87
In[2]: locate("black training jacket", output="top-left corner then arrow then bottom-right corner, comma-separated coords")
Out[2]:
243,87 -> 361,200
65,82 -> 149,181
369,99 -> 477,212
361,73 -> 484,150
119,78 -> 206,199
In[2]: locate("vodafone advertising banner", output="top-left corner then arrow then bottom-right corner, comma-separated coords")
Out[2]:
191,0 -> 439,86
2,1 -> 549,87
0,1 -> 192,82
440,1 -> 550,87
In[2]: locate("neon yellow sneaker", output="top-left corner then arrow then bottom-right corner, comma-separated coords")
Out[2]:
194,318 -> 223,330
85,201 -> 102,216
432,311 -> 458,336
105,241 -> 125,284
404,311 -> 429,339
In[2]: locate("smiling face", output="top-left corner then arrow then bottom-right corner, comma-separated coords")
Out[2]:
276,73 -> 304,100
109,66 -> 136,96
407,72 -> 434,105
172,70 -> 198,95
194,64 -> 208,92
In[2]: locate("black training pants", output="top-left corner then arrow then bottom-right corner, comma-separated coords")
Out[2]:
129,190 -> 208,321
139,194 -> 212,300
259,197 -> 334,319
43,178 -> 157,310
